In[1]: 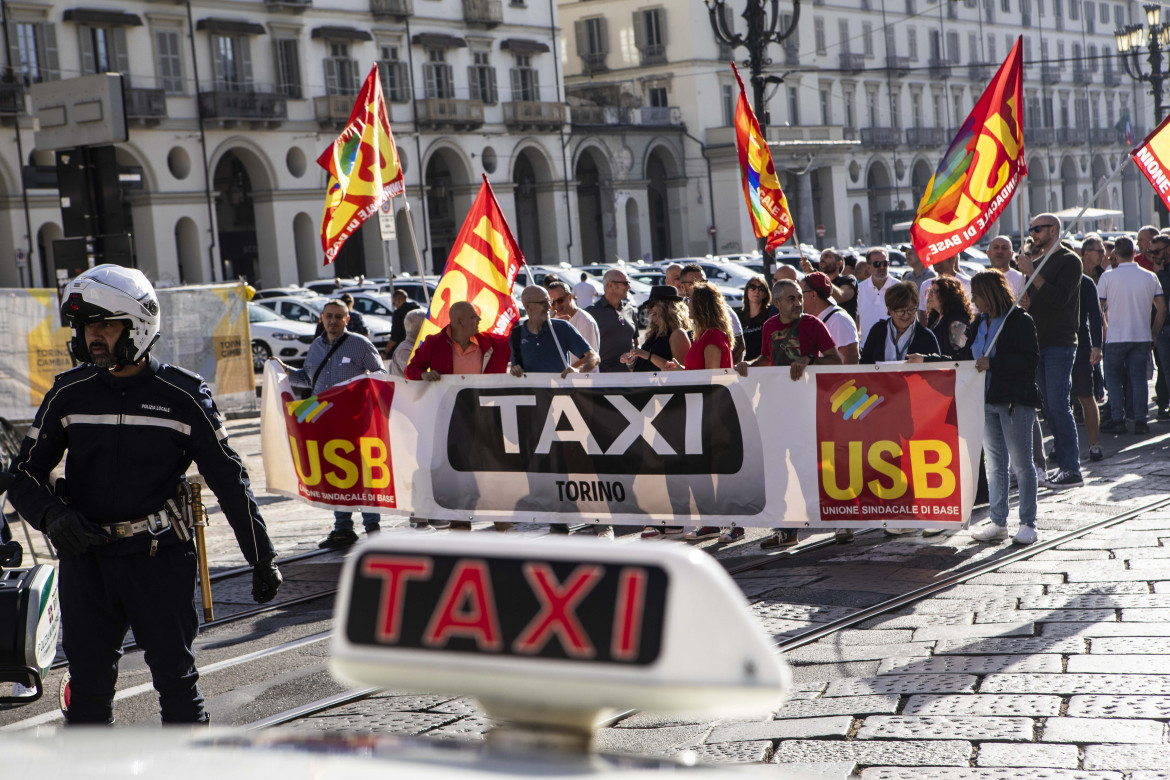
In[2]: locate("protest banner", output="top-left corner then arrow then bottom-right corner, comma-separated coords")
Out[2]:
261,362 -> 984,529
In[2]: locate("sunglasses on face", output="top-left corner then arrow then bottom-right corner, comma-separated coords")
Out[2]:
891,307 -> 917,316
1029,224 -> 1057,233
747,284 -> 767,292
870,261 -> 889,268
550,296 -> 568,305
610,280 -> 631,286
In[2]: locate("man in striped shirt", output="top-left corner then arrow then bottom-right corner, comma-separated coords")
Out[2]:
273,299 -> 386,548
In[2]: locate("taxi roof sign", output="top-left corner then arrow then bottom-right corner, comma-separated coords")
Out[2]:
331,535 -> 791,732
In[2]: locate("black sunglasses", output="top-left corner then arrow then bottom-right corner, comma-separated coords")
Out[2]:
1029,224 -> 1057,233
870,261 -> 889,268
746,284 -> 767,291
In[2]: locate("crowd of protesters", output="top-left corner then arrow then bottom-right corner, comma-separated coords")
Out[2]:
297,211 -> 1167,550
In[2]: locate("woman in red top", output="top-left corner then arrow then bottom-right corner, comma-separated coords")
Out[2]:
679,282 -> 733,369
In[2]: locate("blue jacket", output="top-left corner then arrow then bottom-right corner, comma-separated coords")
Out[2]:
8,358 -> 275,565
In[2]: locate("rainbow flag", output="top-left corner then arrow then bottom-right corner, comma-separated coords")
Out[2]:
911,38 -> 1025,267
1131,112 -> 1170,211
318,65 -> 404,264
732,63 -> 793,250
411,175 -> 524,358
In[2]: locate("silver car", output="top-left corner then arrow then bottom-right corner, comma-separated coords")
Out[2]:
257,296 -> 394,351
247,302 -> 316,372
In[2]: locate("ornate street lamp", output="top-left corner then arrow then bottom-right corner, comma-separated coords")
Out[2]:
707,0 -> 802,270
1115,3 -> 1170,122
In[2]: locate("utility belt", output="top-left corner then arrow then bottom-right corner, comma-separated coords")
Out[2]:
97,481 -> 204,543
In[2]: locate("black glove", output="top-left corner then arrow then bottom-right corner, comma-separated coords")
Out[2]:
43,505 -> 110,557
252,554 -> 282,603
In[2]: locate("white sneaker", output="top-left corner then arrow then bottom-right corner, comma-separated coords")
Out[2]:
1012,525 -> 1038,545
971,523 -> 1009,542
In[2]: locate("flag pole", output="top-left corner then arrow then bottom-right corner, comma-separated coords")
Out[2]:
399,195 -> 432,310
985,154 -> 1131,355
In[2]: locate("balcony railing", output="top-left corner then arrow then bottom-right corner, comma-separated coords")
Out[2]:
416,97 -> 484,129
1055,128 -> 1080,145
581,52 -> 607,74
463,0 -> 502,26
1041,64 -> 1062,84
124,87 -> 167,120
1024,127 -> 1055,146
860,127 -> 902,148
641,43 -> 667,65
572,105 -> 620,125
843,126 -> 858,140
1072,64 -> 1092,85
265,0 -> 311,11
199,89 -> 288,123
314,94 -> 365,124
968,64 -> 990,82
1090,128 -> 1119,145
928,59 -> 952,78
886,55 -> 910,75
1104,68 -> 1123,86
370,0 -> 413,17
503,100 -> 566,128
0,83 -> 24,116
637,106 -> 680,126
569,105 -> 680,127
905,127 -> 947,147
839,53 -> 865,73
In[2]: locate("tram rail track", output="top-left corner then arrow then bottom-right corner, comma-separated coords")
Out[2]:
244,496 -> 1170,732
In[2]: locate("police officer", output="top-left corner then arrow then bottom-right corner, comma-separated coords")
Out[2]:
8,265 -> 282,724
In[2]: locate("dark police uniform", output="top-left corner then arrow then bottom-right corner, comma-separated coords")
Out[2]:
9,357 -> 277,723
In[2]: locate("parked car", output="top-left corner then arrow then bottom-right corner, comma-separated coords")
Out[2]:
347,291 -> 397,319
252,286 -> 318,300
247,302 -> 316,372
256,295 -> 394,351
382,278 -> 438,306
304,278 -> 361,296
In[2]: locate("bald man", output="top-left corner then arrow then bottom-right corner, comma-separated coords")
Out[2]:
987,235 -> 1024,298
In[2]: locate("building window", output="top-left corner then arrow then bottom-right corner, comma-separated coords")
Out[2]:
507,54 -> 538,102
324,42 -> 359,96
889,92 -> 900,127
154,28 -> 184,94
908,26 -> 918,60
1088,44 -> 1098,71
839,20 -> 850,54
1069,0 -> 1078,18
844,89 -> 855,127
947,31 -> 960,63
211,34 -> 253,92
820,88 -> 831,125
911,91 -> 922,127
1100,2 -> 1109,23
969,33 -> 978,61
79,25 -> 129,80
906,0 -> 916,12
1001,0 -> 1010,10
932,92 -> 943,126
377,44 -> 411,103
647,85 -> 668,107
863,22 -> 874,57
468,49 -> 497,104
787,86 -> 800,125
574,17 -> 608,71
634,8 -> 666,65
1114,4 -> 1124,28
866,89 -> 878,126
423,48 -> 454,99
274,38 -> 301,99
814,18 -> 826,55
988,34 -> 996,62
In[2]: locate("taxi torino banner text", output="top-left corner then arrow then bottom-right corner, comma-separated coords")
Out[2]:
261,363 -> 984,529
0,283 -> 252,421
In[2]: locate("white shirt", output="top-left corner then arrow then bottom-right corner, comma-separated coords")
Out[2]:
561,307 -> 600,372
572,280 -> 599,307
856,275 -> 897,338
1097,262 -> 1164,343
818,304 -> 859,349
725,301 -> 743,336
918,273 -> 973,311
1000,267 -> 1025,299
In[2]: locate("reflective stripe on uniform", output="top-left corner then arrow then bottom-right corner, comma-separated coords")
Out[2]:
61,413 -> 192,436
26,426 -> 39,439
213,427 -> 229,441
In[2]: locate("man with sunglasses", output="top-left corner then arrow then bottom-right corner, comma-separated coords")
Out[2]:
677,263 -> 745,361
803,249 -> 858,321
1019,213 -> 1085,489
548,280 -> 599,372
855,248 -> 897,338
585,269 -> 639,373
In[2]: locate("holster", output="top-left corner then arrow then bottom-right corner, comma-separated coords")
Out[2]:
163,481 -> 199,543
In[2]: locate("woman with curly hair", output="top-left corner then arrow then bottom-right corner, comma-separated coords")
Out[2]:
925,276 -> 975,359
621,286 -> 691,371
679,281 -> 734,370
737,274 -> 778,361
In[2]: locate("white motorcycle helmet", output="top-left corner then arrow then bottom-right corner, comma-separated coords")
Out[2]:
60,264 -> 161,367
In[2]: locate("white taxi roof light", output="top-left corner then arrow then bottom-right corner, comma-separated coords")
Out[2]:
330,535 -> 791,733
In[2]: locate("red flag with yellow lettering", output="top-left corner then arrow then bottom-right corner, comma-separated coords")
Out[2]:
318,65 -> 404,265
1131,111 -> 1170,211
412,175 -> 524,356
911,37 -> 1025,266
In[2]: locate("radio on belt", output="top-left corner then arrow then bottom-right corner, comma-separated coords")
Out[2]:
332,534 -> 792,739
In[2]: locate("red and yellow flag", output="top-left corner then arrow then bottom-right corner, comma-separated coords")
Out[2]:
911,38 -> 1025,266
318,65 -> 404,264
1131,112 -> 1170,211
412,175 -> 524,355
732,63 -> 794,250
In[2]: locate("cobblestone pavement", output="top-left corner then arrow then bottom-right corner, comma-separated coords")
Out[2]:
8,403 -> 1170,777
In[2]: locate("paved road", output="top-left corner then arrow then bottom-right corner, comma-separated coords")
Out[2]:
5,409 -> 1170,778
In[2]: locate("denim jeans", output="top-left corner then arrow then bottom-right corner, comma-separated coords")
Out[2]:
984,403 -> 1038,528
1104,341 -> 1153,424
333,511 -> 380,532
1035,345 -> 1080,474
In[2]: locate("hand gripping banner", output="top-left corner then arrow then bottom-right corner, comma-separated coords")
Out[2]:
262,362 -> 984,529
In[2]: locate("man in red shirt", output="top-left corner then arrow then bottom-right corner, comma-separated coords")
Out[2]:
735,279 -> 842,548
405,301 -> 511,531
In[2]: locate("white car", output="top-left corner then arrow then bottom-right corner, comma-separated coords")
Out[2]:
247,302 -> 316,372
257,296 -> 394,351
347,291 -> 397,319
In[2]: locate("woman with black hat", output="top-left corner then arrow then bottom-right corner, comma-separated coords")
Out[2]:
620,285 -> 692,372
